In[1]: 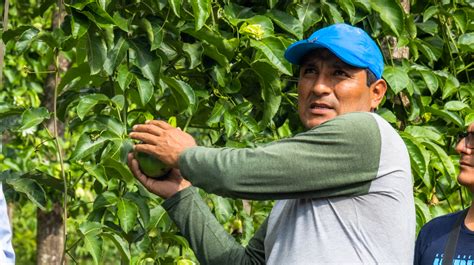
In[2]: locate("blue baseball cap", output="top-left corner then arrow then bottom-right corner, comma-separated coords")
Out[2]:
284,23 -> 384,79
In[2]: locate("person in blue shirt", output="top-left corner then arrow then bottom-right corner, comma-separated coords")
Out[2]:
414,122 -> 474,265
0,182 -> 14,264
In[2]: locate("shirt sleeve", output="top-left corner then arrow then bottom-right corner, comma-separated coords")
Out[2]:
0,183 -> 15,265
179,112 -> 381,200
162,186 -> 266,265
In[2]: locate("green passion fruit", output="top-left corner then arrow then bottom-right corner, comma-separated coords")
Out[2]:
135,152 -> 171,179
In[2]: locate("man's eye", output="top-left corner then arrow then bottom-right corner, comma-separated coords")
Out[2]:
303,68 -> 317,74
334,70 -> 349,77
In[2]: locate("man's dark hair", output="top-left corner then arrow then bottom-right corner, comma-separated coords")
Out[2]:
366,69 -> 377,87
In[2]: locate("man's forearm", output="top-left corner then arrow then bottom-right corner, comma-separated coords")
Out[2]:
162,187 -> 266,265
179,113 -> 381,200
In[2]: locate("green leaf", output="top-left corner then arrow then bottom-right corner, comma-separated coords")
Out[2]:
136,76 -> 154,106
223,111 -> 237,138
112,12 -> 129,32
383,66 -> 409,94
86,30 -> 107,75
240,15 -> 274,39
191,0 -> 210,31
207,101 -> 225,126
323,2 -> 344,24
444,101 -> 469,111
425,106 -> 464,127
415,197 -> 432,230
71,12 -> 90,39
251,61 -> 281,128
104,36 -> 129,75
337,0 -> 356,24
400,133 -> 429,189
183,43 -> 203,69
377,108 -> 397,123
419,70 -> 439,95
405,126 -> 444,145
117,198 -> 138,233
117,64 -> 133,91
162,76 -> 196,113
129,40 -> 161,85
458,32 -> 474,52
93,191 -> 118,209
149,18 -> 164,51
250,37 -> 292,76
422,140 -> 457,182
423,6 -> 438,22
266,10 -> 303,39
102,157 -> 135,187
101,232 -> 130,263
20,107 -> 50,130
15,27 -> 39,53
168,0 -> 181,17
416,20 -> 438,36
211,195 -> 233,223
465,113 -> 474,126
77,94 -> 110,120
442,74 -> 460,100
79,221 -> 103,265
124,192 -> 150,227
6,178 -> 47,210
58,63 -> 91,94
295,2 -> 322,32
70,134 -> 109,161
369,0 -> 404,37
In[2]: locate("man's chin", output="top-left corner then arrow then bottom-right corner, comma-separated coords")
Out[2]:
457,167 -> 474,189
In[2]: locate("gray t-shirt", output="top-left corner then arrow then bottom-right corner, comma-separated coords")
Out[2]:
264,113 -> 415,264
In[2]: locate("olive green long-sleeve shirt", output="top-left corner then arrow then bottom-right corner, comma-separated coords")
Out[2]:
163,112 -> 415,264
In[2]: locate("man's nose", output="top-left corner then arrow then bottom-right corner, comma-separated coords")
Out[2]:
456,138 -> 472,155
311,74 -> 332,96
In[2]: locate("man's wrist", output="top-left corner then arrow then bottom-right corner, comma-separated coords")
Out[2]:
162,186 -> 197,211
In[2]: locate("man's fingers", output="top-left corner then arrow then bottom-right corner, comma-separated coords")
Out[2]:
133,143 -> 159,156
132,124 -> 164,136
129,132 -> 159,145
146,120 -> 174,130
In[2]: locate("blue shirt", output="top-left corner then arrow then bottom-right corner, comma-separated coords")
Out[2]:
0,183 -> 14,264
415,210 -> 474,265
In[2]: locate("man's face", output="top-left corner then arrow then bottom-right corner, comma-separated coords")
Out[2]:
297,49 -> 380,129
456,123 -> 474,191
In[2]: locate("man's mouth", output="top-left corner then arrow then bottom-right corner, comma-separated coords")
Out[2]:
460,158 -> 473,167
310,102 -> 332,110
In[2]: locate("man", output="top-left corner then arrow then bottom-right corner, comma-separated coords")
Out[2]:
414,123 -> 474,265
0,183 -> 15,264
128,23 -> 415,264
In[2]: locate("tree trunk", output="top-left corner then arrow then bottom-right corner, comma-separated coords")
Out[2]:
36,1 -> 69,264
36,203 -> 64,265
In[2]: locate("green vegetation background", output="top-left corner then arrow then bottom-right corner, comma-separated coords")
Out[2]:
0,0 -> 473,264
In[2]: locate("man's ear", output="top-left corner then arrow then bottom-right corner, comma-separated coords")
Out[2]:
369,79 -> 387,110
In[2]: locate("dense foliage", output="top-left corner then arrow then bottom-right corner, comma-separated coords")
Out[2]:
0,0 -> 473,264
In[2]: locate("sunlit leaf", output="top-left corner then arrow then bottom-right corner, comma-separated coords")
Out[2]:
20,107 -> 50,130
250,37 -> 292,76
191,0 -> 210,31
117,198 -> 139,233
370,0 -> 404,36
383,66 -> 409,94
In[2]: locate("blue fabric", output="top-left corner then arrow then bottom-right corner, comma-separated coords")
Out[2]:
415,210 -> 474,265
284,23 -> 384,79
0,183 -> 14,264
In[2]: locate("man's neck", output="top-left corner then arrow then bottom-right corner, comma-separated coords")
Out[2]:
465,202 -> 474,231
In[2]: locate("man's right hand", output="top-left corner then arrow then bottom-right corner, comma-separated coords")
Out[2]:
128,153 -> 192,199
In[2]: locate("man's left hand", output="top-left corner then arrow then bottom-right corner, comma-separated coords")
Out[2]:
129,120 -> 197,168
